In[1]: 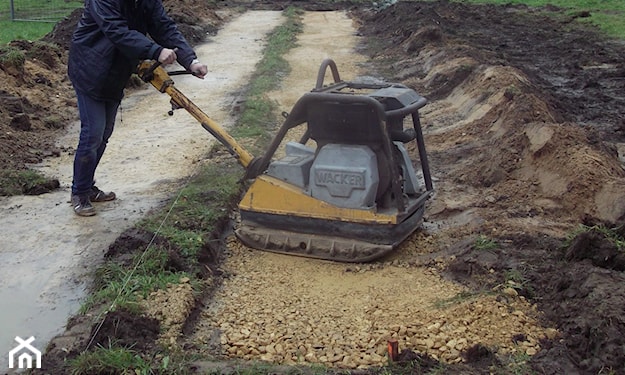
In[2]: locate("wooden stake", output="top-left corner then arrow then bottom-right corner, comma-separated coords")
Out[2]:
387,338 -> 399,362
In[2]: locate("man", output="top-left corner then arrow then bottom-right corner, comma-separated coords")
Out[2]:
68,0 -> 208,216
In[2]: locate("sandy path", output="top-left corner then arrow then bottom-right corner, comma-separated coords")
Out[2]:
0,10 -> 283,370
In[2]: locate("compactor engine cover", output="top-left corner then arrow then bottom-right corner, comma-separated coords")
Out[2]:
309,144 -> 379,209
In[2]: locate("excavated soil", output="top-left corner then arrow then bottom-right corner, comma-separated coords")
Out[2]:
2,1 -> 625,375
0,0 -> 223,195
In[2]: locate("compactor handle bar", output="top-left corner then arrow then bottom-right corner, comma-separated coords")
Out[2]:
315,59 -> 341,89
136,60 -> 256,169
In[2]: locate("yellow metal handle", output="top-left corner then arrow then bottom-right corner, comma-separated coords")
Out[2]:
137,60 -> 254,168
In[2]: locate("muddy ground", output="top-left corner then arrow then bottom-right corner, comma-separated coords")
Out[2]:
2,0 -> 625,374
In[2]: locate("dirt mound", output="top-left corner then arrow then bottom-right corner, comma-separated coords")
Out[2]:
354,2 -> 625,373
40,8 -> 82,51
439,224 -> 625,374
528,230 -> 625,373
357,0 -> 625,224
91,310 -> 161,351
0,40 -> 75,171
357,1 -> 625,137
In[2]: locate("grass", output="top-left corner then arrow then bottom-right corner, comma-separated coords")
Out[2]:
0,20 -> 55,45
504,269 -> 525,285
68,343 -> 151,375
0,44 -> 25,66
80,249 -> 196,313
497,351 -> 535,375
232,7 -> 303,143
473,234 -> 499,251
139,162 -> 242,259
503,268 -> 535,298
457,0 -> 625,38
0,169 -> 50,196
0,0 -> 82,44
78,159 -> 241,314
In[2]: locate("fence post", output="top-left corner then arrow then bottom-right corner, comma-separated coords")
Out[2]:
10,0 -> 15,21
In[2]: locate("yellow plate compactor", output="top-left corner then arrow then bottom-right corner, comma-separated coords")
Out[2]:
137,59 -> 433,262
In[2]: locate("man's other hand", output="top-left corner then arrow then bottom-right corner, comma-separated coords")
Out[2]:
190,62 -> 208,79
158,48 -> 177,65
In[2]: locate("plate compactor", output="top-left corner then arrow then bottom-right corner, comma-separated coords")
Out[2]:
137,58 -> 433,262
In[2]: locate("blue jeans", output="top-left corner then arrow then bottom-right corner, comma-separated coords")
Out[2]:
72,89 -> 120,196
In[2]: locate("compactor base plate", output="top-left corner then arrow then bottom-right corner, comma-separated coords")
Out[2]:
235,225 -> 394,263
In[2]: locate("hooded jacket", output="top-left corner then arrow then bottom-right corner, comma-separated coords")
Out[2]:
68,0 -> 197,101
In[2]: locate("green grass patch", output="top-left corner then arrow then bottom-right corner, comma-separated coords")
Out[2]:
0,44 -> 25,66
456,0 -> 625,38
473,234 -> 499,251
503,269 -> 525,284
0,20 -> 55,45
251,7 -> 302,93
80,250 -> 194,314
68,343 -> 151,375
503,268 -> 534,298
0,0 -> 82,44
139,160 -> 242,259
0,169 -> 49,196
497,351 -> 535,375
232,7 -> 303,143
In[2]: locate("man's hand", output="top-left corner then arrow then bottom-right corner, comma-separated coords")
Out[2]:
190,61 -> 208,79
158,48 -> 177,65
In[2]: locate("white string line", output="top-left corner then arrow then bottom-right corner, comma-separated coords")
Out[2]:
83,185 -> 186,352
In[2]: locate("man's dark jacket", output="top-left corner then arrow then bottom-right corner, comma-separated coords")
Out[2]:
68,0 -> 197,101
